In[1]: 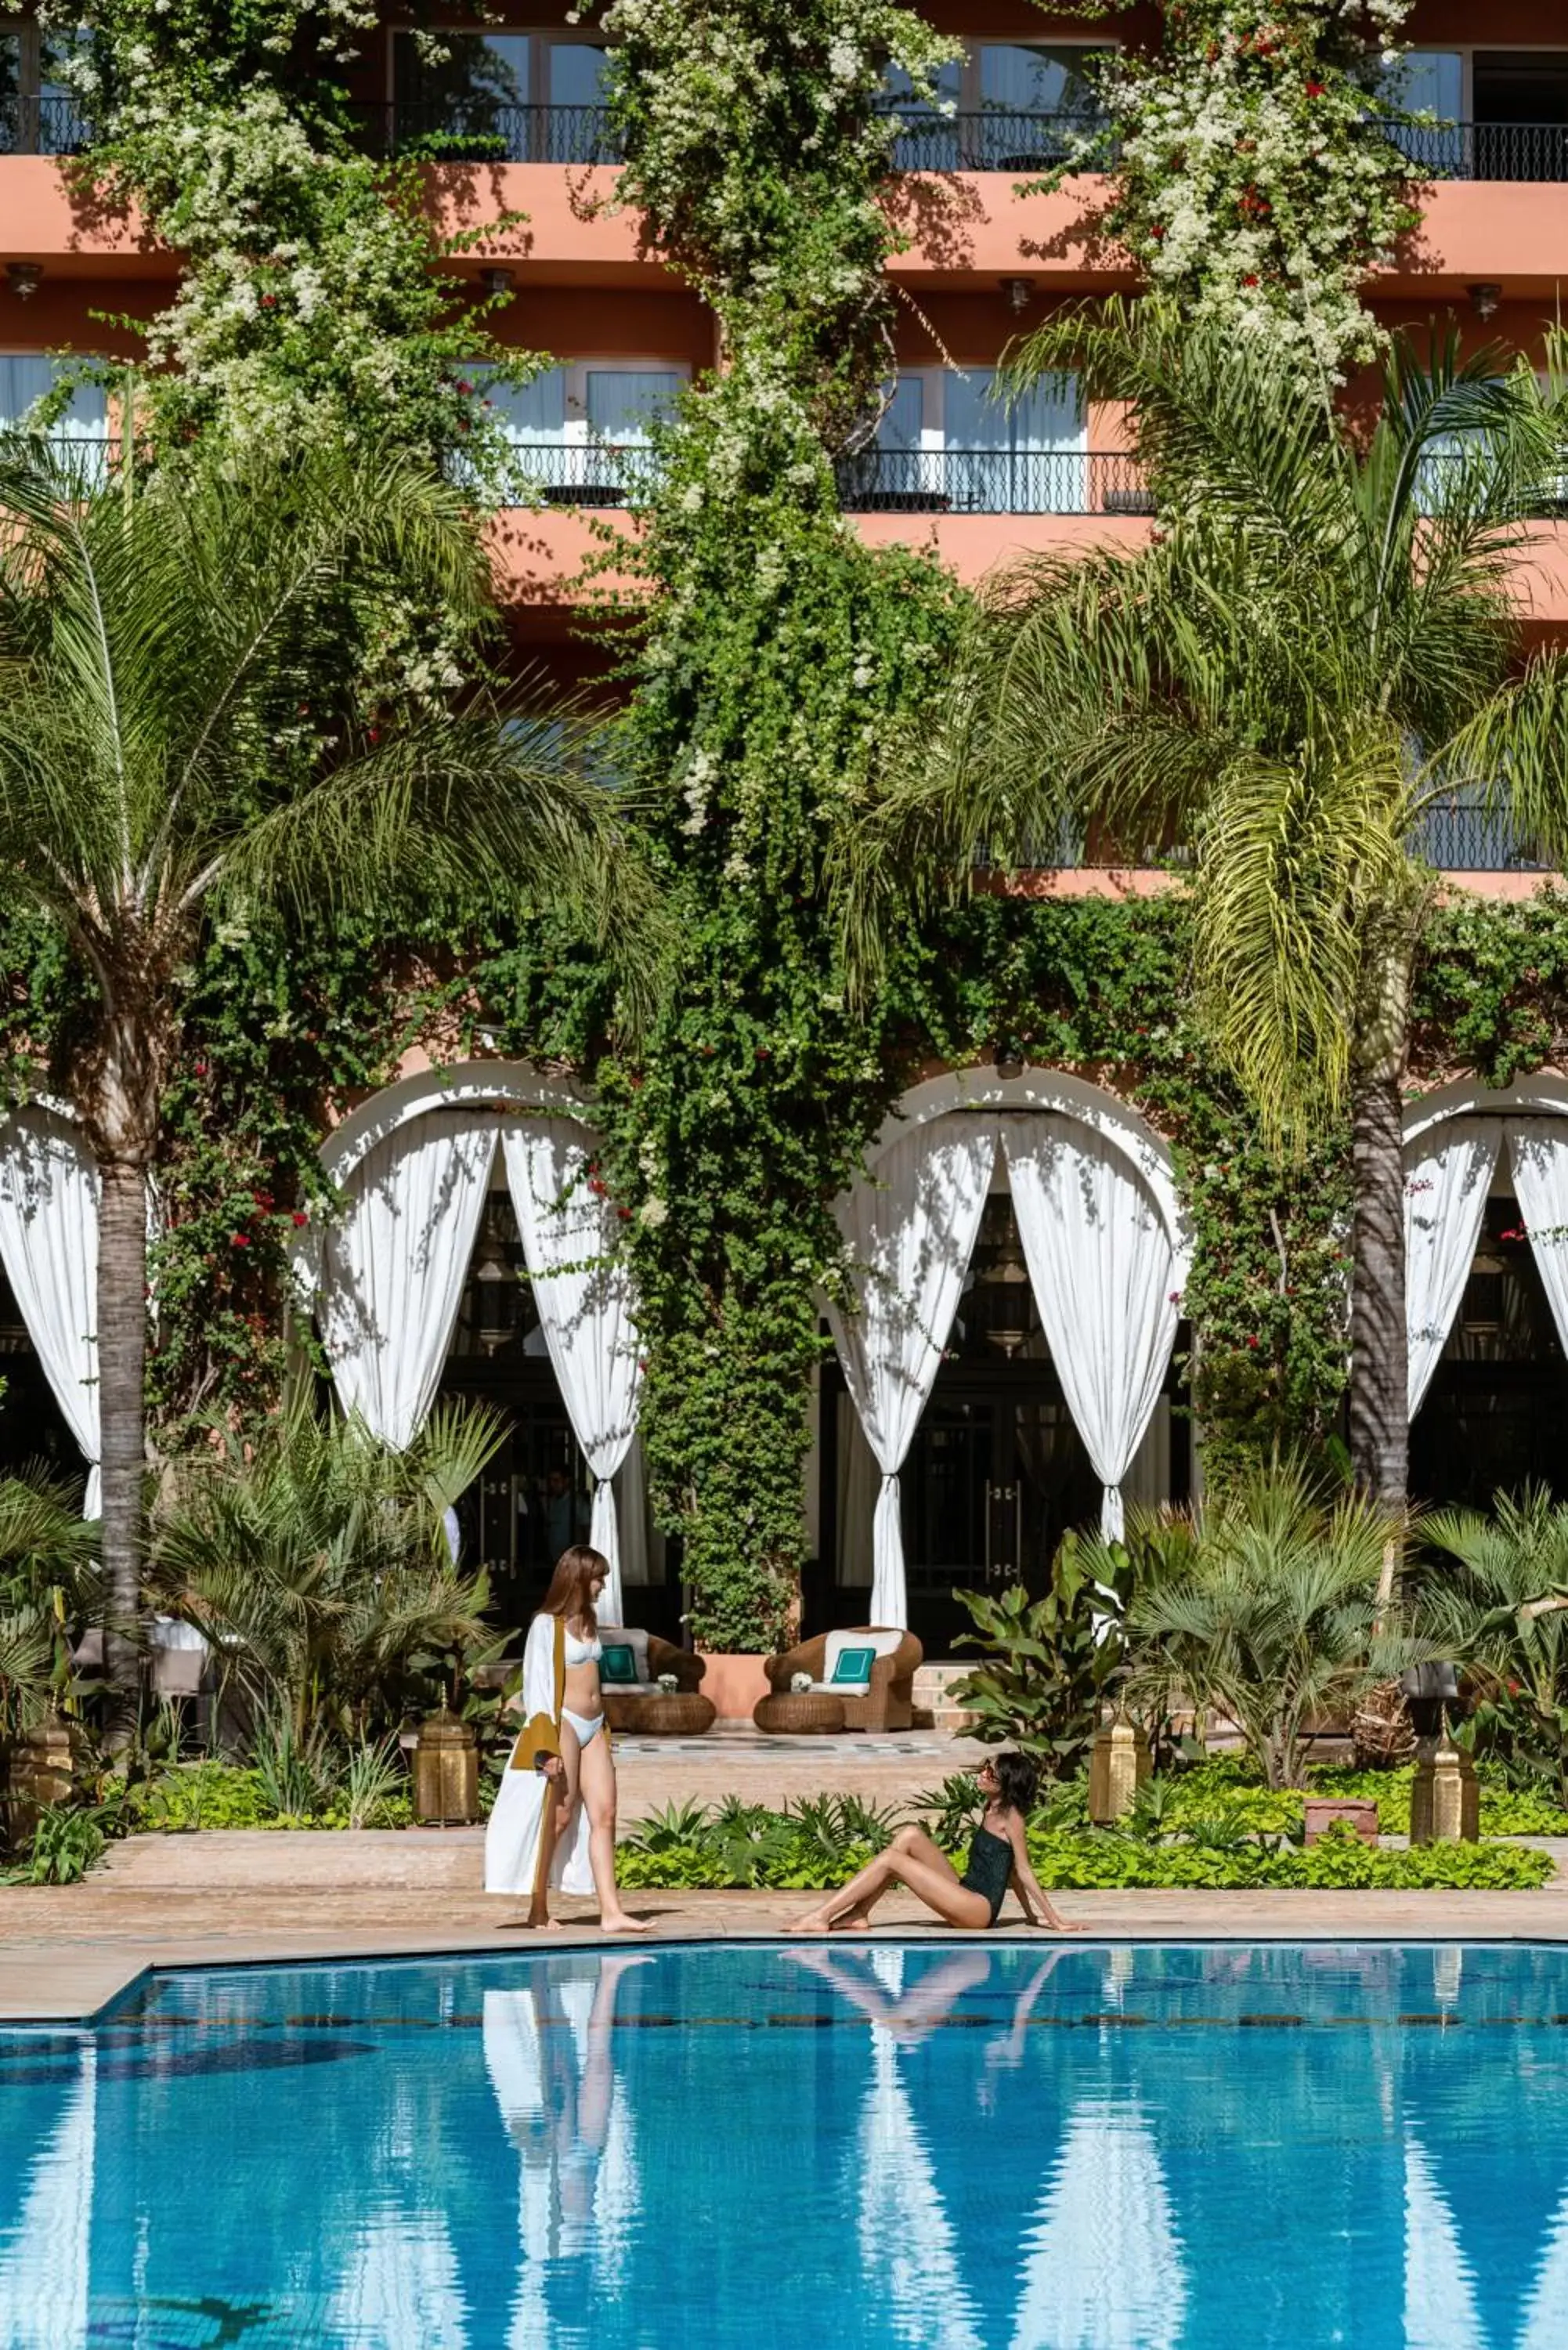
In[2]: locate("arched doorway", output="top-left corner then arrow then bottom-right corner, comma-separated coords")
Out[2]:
299,1062 -> 671,1632
1404,1077 -> 1568,1509
815,1068 -> 1193,1654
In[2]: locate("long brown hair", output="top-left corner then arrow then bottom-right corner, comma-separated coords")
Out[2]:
539,1544 -> 609,1632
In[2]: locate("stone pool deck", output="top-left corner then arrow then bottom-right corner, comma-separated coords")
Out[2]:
3,1728 -> 1567,2024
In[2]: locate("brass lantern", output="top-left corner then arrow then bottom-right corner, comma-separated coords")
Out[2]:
412,1707 -> 479,1827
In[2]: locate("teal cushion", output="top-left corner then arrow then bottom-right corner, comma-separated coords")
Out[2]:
829,1645 -> 877,1687
600,1642 -> 638,1686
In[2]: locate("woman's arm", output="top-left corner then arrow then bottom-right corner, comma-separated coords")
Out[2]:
1006,1811 -> 1082,1932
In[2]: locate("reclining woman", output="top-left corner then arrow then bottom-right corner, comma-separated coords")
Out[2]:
789,1752 -> 1082,1936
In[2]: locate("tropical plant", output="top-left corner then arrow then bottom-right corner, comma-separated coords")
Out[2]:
1112,1462 -> 1431,1790
0,1470 -> 103,1737
949,1530 -> 1136,1773
0,437 -> 633,1707
866,305 -> 1568,1511
1421,1486 -> 1568,1810
144,1398 -> 508,1746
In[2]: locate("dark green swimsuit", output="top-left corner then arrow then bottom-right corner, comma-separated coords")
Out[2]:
960,1824 -> 1013,1925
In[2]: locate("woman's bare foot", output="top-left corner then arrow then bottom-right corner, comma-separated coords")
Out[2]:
599,1911 -> 650,1934
526,1907 -> 564,1932
786,1907 -> 833,1935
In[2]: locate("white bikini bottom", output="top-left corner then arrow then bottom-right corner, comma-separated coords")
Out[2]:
562,1708 -> 605,1748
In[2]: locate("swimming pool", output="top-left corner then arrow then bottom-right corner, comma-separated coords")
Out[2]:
2,1940 -> 1566,2347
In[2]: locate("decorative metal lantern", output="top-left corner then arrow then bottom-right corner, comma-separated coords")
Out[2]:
1410,1734 -> 1479,1845
1087,1715 -> 1151,1824
412,1707 -> 479,1827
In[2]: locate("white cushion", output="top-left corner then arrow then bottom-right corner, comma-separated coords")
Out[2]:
810,1676 -> 869,1698
823,1628 -> 903,1683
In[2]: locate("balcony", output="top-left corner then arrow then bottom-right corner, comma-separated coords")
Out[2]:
0,92 -> 92,157
1387,121 -> 1568,183
836,446 -> 1151,517
350,100 -> 622,167
878,108 -> 1111,175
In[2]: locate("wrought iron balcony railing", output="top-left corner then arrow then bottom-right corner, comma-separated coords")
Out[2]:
835,446 -> 1152,517
350,99 -> 623,165
1386,119 -> 1568,183
1411,795 -> 1544,873
875,107 -> 1112,174
0,92 -> 95,155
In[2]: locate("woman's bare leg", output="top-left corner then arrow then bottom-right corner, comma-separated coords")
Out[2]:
791,1826 -> 992,1934
579,1730 -> 648,1932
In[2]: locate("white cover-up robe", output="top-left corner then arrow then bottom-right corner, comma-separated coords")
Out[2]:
484,1612 -> 597,1897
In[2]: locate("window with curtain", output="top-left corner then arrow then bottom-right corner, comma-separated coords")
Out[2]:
585,368 -> 684,443
480,364 -> 569,493
0,356 -> 107,474
1380,50 -> 1465,174
942,367 -> 1085,513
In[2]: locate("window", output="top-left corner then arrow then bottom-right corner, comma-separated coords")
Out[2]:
881,42 -> 1110,170
0,22 -> 92,154
854,367 -> 1086,512
393,31 -> 615,161
476,360 -> 688,502
1380,50 -> 1465,175
0,356 -> 107,476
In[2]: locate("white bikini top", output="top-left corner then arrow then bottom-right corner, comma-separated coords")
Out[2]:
562,1625 -> 602,1668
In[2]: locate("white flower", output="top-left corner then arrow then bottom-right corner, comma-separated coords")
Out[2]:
640,1197 -> 669,1228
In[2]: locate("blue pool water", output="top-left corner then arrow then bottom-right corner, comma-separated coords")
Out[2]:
4,1941 -> 1568,2348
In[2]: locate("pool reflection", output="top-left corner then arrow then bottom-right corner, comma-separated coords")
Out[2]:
4,1944 -> 1568,2347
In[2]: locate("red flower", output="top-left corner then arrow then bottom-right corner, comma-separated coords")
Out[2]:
1305,80 -> 1327,96
1508,1678 -> 1522,1696
259,293 -> 278,309
1168,1290 -> 1183,1307
1242,273 -> 1259,287
291,1210 -> 309,1228
230,1232 -> 251,1248
193,1059 -> 208,1077
755,1046 -> 771,1061
251,1189 -> 274,1211
1148,223 -> 1165,240
616,1206 -> 632,1221
1245,1334 -> 1259,1349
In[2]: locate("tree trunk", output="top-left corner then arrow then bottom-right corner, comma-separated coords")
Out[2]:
98,1155 -> 150,1720
82,976 -> 169,1730
1349,1058 -> 1408,1510
1348,904 -> 1422,1519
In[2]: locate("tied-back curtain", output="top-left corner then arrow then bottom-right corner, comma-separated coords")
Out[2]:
826,1115 -> 998,1629
501,1119 -> 642,1623
1000,1114 -> 1181,1542
319,1114 -> 500,1451
0,1111 -> 101,1514
1404,1117 -> 1503,1416
1509,1120 -> 1568,1355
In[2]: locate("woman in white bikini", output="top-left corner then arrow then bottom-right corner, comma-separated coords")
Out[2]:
484,1543 -> 646,1932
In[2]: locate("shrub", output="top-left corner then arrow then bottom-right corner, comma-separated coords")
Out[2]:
950,1533 -> 1136,1774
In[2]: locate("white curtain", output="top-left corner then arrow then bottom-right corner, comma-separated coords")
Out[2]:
0,1110 -> 101,1514
502,1119 -> 642,1624
318,1113 -> 499,1450
1404,1117 -> 1502,1416
826,1115 -> 997,1628
1001,1115 -> 1181,1542
1509,1120 -> 1568,1357
614,1430 -> 652,1590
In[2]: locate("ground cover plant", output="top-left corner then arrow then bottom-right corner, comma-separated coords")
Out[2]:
612,1766 -> 1553,1894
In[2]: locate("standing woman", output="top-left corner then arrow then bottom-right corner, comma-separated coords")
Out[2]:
485,1544 -> 646,1932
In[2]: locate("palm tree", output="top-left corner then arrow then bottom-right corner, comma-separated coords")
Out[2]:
146,1399 -> 507,1746
1093,1462 -> 1425,1790
1422,1486 -> 1568,1808
0,436 -> 635,1711
864,304 -> 1568,1510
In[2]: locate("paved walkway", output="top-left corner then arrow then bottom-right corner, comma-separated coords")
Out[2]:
5,1843 -> 1568,2023
3,1732 -> 1565,2026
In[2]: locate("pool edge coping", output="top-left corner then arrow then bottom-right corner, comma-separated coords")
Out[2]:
11,1921 -> 1568,2027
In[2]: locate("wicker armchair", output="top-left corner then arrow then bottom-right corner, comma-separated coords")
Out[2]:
763,1626 -> 922,1732
598,1627 -> 708,1731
